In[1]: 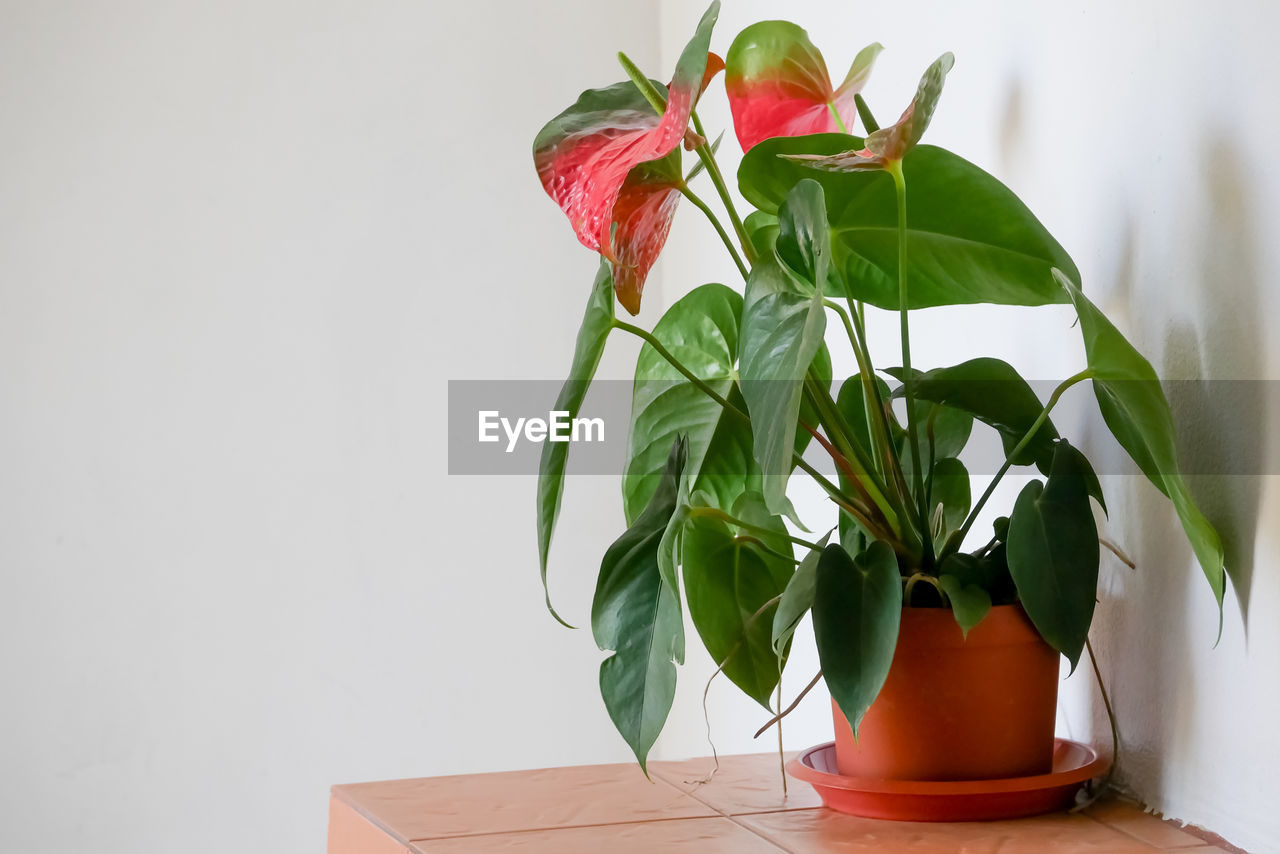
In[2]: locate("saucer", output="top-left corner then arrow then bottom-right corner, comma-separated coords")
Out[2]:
787,739 -> 1109,821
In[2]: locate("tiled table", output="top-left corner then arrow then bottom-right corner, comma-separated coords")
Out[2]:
327,753 -> 1239,853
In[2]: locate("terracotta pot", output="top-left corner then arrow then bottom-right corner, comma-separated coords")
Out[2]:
832,604 -> 1059,781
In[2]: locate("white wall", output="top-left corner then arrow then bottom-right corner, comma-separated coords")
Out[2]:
657,2 -> 1280,852
0,2 -> 661,852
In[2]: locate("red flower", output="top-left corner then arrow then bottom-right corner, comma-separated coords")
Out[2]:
533,4 -> 720,314
725,21 -> 881,152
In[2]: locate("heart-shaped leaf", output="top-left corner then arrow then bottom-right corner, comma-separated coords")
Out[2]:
725,20 -> 882,151
624,283 -> 744,522
812,540 -> 903,735
682,492 -> 794,707
890,358 -> 1060,472
938,573 -> 992,637
1006,440 -> 1100,671
592,437 -> 688,773
738,136 -> 1080,309
1056,269 -> 1225,612
537,262 -> 614,626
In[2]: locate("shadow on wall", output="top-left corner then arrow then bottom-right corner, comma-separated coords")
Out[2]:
1085,133 -> 1266,802
1164,135 -> 1265,628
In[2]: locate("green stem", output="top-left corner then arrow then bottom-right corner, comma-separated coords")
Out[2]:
887,161 -> 931,564
803,373 -> 899,534
950,369 -> 1094,550
680,186 -> 748,280
825,102 -> 849,135
612,321 -> 851,507
691,506 -> 823,551
692,112 -> 756,265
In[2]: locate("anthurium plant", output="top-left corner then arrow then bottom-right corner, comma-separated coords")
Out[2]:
532,2 -> 1226,771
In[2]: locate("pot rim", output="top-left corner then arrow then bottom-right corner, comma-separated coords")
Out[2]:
895,602 -> 1046,650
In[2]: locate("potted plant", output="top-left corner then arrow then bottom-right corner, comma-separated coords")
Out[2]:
530,0 -> 1225,810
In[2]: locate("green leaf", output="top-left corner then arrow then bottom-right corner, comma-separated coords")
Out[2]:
930,457 -> 971,540
897,398 -> 974,487
738,135 -> 1079,309
775,178 -> 830,290
1006,440 -> 1100,671
812,541 -> 903,736
739,254 -> 827,513
744,210 -> 779,259
1056,269 -> 1224,609
623,283 -> 744,523
682,494 -> 794,708
537,261 -> 614,626
772,531 -> 833,655
890,358 -> 1059,472
835,374 -> 893,458
592,437 -> 688,772
938,573 -> 992,637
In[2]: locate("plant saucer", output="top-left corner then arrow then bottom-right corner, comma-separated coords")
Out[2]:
787,739 -> 1109,822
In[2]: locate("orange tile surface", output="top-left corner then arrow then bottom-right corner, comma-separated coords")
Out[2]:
326,796 -> 413,854
651,752 -> 824,814
736,807 -> 1160,853
331,761 -> 713,841
408,817 -> 784,852
1081,798 -> 1208,849
329,753 -> 1246,853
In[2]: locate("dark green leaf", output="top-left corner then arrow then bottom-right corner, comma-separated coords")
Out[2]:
682,494 -> 794,708
776,178 -> 830,290
835,374 -> 894,459
772,531 -> 832,655
930,457 -> 971,540
1057,269 -> 1223,608
623,283 -> 744,523
738,135 -> 1079,309
938,573 -> 992,637
537,261 -> 614,626
592,438 -> 688,772
890,358 -> 1059,472
812,541 -> 903,735
739,258 -> 826,513
1006,440 -> 1100,670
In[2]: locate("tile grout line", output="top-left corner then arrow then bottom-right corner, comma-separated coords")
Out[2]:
1079,810 -> 1210,850
645,770 -> 794,852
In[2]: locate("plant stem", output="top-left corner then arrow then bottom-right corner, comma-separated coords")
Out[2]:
613,320 -> 742,417
776,673 -> 787,795
803,374 -> 898,533
1086,638 -> 1120,794
951,368 -> 1094,550
887,160 -> 931,564
692,111 -> 756,265
690,506 -> 823,551
611,321 -> 852,508
680,185 -> 748,280
754,671 -> 823,738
